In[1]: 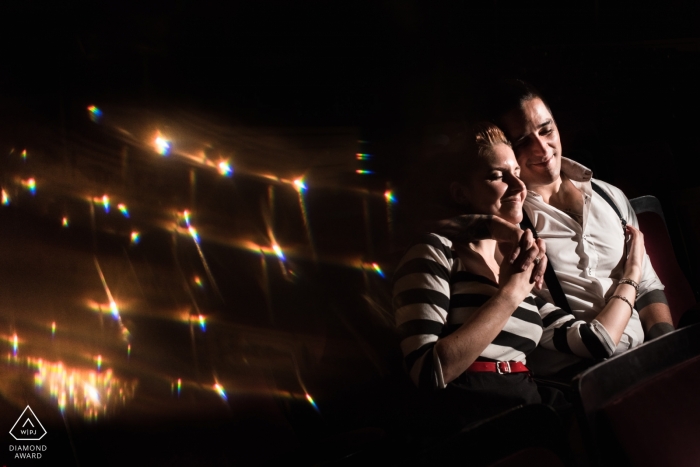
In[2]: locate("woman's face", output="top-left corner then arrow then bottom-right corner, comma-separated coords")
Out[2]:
453,143 -> 526,224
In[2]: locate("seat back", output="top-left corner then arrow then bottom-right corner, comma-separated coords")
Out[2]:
572,324 -> 700,466
630,195 -> 697,327
408,404 -> 575,467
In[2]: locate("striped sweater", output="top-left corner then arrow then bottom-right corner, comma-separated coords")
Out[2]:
393,233 -> 619,389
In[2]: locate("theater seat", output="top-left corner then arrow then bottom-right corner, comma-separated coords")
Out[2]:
406,404 -> 574,467
630,195 -> 697,327
572,323 -> 700,466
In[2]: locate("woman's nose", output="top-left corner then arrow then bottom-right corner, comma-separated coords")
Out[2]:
506,173 -> 526,192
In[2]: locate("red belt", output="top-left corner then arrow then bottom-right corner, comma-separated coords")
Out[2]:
467,361 -> 530,374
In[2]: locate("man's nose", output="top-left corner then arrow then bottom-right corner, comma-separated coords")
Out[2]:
531,136 -> 548,156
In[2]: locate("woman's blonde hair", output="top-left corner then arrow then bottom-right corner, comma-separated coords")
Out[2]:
473,121 -> 511,159
393,121 -> 513,244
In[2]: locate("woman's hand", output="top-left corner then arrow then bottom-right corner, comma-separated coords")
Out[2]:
622,224 -> 644,283
434,215 -> 547,286
498,230 -> 543,301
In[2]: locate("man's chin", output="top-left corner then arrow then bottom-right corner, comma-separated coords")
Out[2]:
523,171 -> 558,188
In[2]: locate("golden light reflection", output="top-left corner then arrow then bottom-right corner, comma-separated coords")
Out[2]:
213,382 -> 227,401
217,160 -> 233,177
21,178 -> 36,195
27,357 -> 137,420
154,134 -> 171,156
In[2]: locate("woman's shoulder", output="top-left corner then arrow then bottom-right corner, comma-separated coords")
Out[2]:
393,232 -> 457,280
400,233 -> 456,262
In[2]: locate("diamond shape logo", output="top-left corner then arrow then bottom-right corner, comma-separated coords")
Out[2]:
9,406 -> 47,441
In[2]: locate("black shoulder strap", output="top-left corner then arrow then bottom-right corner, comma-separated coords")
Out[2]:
520,211 -> 573,314
591,180 -> 626,228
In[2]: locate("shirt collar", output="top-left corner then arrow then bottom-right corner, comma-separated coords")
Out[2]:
560,157 -> 593,182
526,157 -> 593,199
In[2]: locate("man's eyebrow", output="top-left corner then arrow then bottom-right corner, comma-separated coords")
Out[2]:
538,119 -> 553,130
511,119 -> 553,146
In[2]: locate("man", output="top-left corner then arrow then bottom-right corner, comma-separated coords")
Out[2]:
492,80 -> 674,376
438,80 -> 674,378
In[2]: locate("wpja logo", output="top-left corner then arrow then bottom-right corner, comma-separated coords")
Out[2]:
8,405 -> 47,460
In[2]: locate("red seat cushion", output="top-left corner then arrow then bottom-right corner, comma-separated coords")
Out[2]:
636,211 -> 696,327
602,355 -> 700,466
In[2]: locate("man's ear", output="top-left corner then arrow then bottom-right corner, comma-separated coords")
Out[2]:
450,181 -> 468,205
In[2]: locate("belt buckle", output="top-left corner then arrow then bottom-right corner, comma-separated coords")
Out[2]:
496,361 -> 511,374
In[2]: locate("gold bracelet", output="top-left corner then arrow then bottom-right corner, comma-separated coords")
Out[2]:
619,278 -> 639,296
607,294 -> 634,315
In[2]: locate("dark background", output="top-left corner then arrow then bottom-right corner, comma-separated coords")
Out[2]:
1,2 -> 700,465
3,1 -> 700,203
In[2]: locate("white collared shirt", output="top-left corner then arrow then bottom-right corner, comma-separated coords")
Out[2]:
525,158 -> 665,375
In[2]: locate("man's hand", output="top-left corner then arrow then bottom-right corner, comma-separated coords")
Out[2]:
433,215 -> 546,289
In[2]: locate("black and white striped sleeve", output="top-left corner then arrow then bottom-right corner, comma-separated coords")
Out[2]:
393,234 -> 453,389
537,297 -> 616,359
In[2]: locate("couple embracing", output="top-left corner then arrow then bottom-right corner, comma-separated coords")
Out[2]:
392,80 -> 673,426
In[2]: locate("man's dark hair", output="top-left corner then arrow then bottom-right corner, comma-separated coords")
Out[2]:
477,79 -> 551,124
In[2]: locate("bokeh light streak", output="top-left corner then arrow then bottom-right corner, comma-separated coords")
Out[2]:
102,194 -> 110,213
193,276 -> 203,288
21,149 -> 27,160
95,355 -> 102,372
295,185 -> 317,262
22,178 -> 37,195
293,178 -> 307,192
179,221 -> 223,303
28,357 -> 136,419
385,187 -> 396,247
217,160 -> 233,177
130,231 -> 140,244
197,314 -> 206,332
155,135 -> 171,156
87,105 -> 103,123
1,189 -> 9,206
306,393 -> 320,412
355,169 -> 373,175
12,333 -> 18,356
183,210 -> 192,227
93,257 -> 131,342
109,300 -> 119,319
62,216 -> 69,227
51,321 -> 56,338
272,244 -> 285,261
372,262 -> 385,278
177,378 -> 182,396
117,203 -> 130,218
188,226 -> 200,244
214,383 -> 227,401
356,153 -> 371,160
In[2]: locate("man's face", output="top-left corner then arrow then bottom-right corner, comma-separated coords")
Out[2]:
499,98 -> 562,189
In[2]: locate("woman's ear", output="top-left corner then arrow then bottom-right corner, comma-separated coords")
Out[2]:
450,181 -> 469,206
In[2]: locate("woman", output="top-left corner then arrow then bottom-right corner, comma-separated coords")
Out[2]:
393,122 -> 645,427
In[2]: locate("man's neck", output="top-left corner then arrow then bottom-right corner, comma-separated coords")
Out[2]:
529,175 -> 564,205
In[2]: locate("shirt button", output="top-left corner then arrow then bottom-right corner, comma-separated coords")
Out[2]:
583,234 -> 588,239
587,267 -> 593,275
